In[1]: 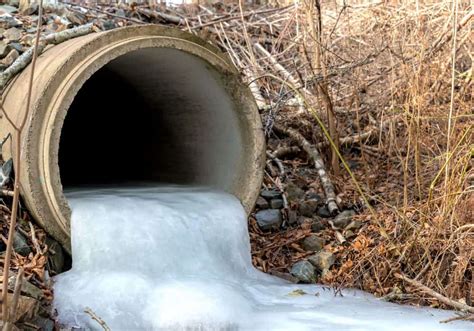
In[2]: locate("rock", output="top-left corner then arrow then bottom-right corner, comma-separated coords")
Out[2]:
333,210 -> 356,229
101,19 -> 116,31
260,189 -> 281,200
306,192 -> 322,201
297,216 -> 312,226
301,235 -> 324,252
1,48 -> 18,66
9,42 -> 23,53
299,199 -> 319,217
46,237 -> 65,274
0,13 -> 22,29
270,198 -> 283,209
8,275 -> 42,300
255,209 -> 282,231
287,209 -> 298,225
308,250 -> 335,271
311,218 -> 326,232
7,0 -> 19,7
285,182 -> 304,203
317,206 -> 331,218
3,293 -> 38,323
3,28 -> 21,41
269,270 -> 299,283
13,232 -> 31,256
290,260 -> 315,283
20,2 -> 38,15
255,196 -> 269,209
345,220 -> 363,231
0,40 -> 11,57
25,316 -> 54,331
0,5 -> 18,14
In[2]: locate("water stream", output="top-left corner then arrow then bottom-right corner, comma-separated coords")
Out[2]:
53,186 -> 470,330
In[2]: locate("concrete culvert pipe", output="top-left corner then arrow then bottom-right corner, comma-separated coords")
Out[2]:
1,26 -> 265,254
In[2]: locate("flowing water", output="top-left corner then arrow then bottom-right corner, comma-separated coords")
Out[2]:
53,186 -> 470,330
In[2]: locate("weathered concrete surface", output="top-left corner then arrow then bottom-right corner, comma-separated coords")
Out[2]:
1,25 -> 265,254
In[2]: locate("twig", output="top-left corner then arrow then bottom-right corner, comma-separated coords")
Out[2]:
84,307 -> 111,331
28,222 -> 41,255
273,124 -> 339,215
395,273 -> 474,313
60,1 -> 145,25
0,24 -> 95,89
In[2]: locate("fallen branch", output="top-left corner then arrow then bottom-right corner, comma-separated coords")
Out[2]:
0,24 -> 95,89
84,307 -> 111,331
395,273 -> 474,313
273,124 -> 339,215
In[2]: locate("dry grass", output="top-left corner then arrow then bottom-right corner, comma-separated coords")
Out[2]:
203,0 -> 473,308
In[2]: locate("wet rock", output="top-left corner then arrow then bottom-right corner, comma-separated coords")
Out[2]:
333,210 -> 356,229
270,198 -> 283,209
301,235 -> 324,252
285,182 -> 304,203
290,260 -> 315,283
317,206 -> 331,218
13,232 -> 31,256
0,40 -> 11,57
269,270 -> 299,283
1,48 -> 18,66
308,250 -> 335,271
46,237 -> 65,274
255,196 -> 269,209
299,199 -> 319,217
0,13 -> 22,29
260,189 -> 281,200
255,209 -> 282,231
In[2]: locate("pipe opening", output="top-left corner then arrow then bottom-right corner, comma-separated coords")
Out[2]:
59,48 -> 244,190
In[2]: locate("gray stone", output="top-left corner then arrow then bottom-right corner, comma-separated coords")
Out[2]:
308,250 -> 335,271
270,198 -> 283,209
8,275 -> 42,300
306,192 -> 322,202
345,220 -> 363,231
260,189 -> 281,200
311,218 -> 326,232
301,235 -> 324,252
290,260 -> 315,283
333,210 -> 356,229
0,5 -> 18,14
285,182 -> 304,203
255,209 -> 282,231
13,232 -> 31,256
297,216 -> 312,226
1,49 -> 18,66
287,209 -> 298,225
0,40 -> 11,57
317,206 -> 331,218
299,199 -> 319,217
255,196 -> 269,209
9,42 -> 22,52
46,237 -> 65,274
3,27 -> 21,41
0,13 -> 22,29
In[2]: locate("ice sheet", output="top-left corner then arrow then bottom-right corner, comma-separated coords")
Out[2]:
53,186 -> 471,330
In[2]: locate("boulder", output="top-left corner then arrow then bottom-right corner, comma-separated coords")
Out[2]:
290,260 -> 315,283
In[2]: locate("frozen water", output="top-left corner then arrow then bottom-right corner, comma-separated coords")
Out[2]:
54,186 -> 471,330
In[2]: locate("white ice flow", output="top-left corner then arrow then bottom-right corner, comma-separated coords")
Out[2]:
54,186 -> 471,330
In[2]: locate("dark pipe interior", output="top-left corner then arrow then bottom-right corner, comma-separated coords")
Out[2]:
59,48 -> 243,188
